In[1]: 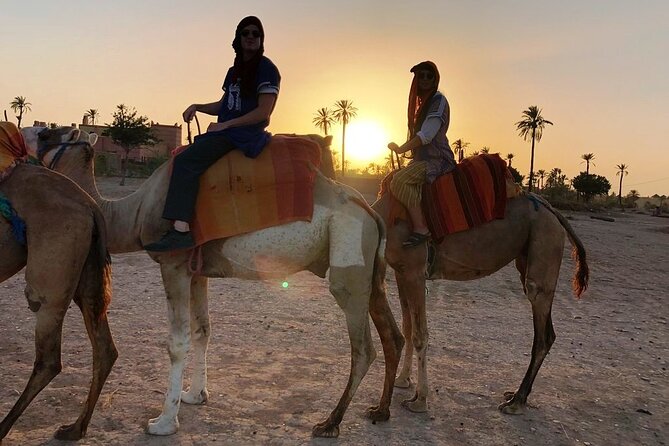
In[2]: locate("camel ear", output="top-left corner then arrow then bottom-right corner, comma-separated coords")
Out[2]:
88,133 -> 99,146
324,135 -> 333,147
67,128 -> 81,143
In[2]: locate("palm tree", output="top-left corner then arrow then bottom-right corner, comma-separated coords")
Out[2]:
581,153 -> 595,175
506,153 -> 515,167
312,107 -> 335,136
452,139 -> 469,162
516,106 -> 553,192
333,100 -> 357,177
536,169 -> 546,190
616,163 -> 629,208
9,96 -> 32,129
84,108 -> 100,125
481,146 -> 491,154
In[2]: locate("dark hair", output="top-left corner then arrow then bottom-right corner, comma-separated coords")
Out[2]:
407,61 -> 440,137
231,16 -> 265,97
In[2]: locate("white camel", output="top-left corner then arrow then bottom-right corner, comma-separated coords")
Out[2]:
24,126 -> 404,438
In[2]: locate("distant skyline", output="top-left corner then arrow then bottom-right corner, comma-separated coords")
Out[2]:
2,1 -> 668,195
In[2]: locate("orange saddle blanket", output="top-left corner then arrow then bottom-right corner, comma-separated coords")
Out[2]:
0,122 -> 29,182
381,154 -> 518,242
174,135 -> 321,246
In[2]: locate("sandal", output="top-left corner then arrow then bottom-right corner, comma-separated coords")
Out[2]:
403,231 -> 431,248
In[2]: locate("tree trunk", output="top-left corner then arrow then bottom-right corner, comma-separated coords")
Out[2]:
341,122 -> 346,177
3,110 -> 7,121
17,111 -> 23,129
618,174 -> 624,209
120,150 -> 129,186
528,128 -> 536,192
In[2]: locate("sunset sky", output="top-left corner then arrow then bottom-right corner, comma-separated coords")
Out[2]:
2,1 -> 667,195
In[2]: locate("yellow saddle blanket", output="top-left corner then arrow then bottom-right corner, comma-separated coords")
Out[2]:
175,135 -> 321,246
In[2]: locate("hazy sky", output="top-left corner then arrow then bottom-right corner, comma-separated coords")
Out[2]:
2,1 -> 668,195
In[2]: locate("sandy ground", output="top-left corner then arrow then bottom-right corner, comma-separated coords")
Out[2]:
1,176 -> 667,446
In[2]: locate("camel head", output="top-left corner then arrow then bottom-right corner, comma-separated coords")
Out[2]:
22,126 -> 97,169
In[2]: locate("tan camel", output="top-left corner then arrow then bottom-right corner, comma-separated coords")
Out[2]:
26,126 -> 403,438
371,183 -> 589,414
0,163 -> 117,442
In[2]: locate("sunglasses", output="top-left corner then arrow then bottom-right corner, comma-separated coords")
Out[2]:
417,71 -> 435,81
241,29 -> 261,38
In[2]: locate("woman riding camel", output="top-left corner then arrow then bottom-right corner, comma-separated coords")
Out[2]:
388,61 -> 455,247
146,16 -> 280,251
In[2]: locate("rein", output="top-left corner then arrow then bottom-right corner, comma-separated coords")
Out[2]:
38,141 -> 90,170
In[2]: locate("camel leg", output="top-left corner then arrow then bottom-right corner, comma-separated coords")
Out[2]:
395,273 -> 414,388
399,270 -> 429,413
312,267 -> 376,438
0,293 -> 67,440
181,275 -> 211,405
147,262 -> 192,435
56,307 -> 117,440
500,235 -> 561,414
54,234 -> 117,441
365,263 -> 404,422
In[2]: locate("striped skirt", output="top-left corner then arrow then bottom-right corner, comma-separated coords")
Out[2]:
389,161 -> 427,208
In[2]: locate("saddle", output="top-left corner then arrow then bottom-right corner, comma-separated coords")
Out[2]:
0,122 -> 29,182
381,154 -> 520,243
173,135 -> 321,246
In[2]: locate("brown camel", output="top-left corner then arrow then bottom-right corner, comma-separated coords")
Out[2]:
371,182 -> 589,414
27,126 -> 403,438
0,162 -> 117,442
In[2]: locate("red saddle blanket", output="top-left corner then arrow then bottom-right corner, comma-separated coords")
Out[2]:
173,135 -> 321,246
381,154 -> 514,242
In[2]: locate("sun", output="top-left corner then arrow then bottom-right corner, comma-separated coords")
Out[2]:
339,120 -> 391,169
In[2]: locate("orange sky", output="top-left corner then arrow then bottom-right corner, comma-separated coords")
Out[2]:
2,1 -> 668,195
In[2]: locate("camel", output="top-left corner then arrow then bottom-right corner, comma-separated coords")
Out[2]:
369,178 -> 589,415
0,159 -> 117,440
26,126 -> 404,438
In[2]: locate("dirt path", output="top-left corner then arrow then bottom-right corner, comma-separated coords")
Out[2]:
1,178 -> 667,445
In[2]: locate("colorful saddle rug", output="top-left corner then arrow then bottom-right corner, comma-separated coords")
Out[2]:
0,122 -> 29,182
172,135 -> 321,246
381,154 -> 519,242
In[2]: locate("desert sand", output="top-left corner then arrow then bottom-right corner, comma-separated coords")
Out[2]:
1,176 -> 667,445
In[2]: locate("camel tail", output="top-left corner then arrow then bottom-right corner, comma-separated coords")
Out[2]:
529,193 -> 589,298
75,207 -> 112,320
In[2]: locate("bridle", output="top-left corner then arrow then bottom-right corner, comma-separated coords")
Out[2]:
36,130 -> 91,170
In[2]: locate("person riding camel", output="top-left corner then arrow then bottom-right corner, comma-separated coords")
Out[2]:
145,16 -> 280,252
388,61 -> 455,247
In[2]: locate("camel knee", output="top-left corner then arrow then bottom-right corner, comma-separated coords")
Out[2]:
167,335 -> 190,363
411,331 -> 429,352
34,359 -> 62,381
191,322 -> 210,343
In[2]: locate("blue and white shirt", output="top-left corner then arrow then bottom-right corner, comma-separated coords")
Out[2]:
214,56 -> 280,158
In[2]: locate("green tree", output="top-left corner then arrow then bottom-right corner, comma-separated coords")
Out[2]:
506,153 -> 514,167
581,153 -> 596,175
481,146 -> 491,154
452,139 -> 469,162
103,104 -> 158,186
536,169 -> 547,190
508,166 -> 524,185
85,108 -> 100,125
312,107 -> 335,136
333,100 -> 357,177
9,96 -> 32,128
516,105 -> 553,192
616,163 -> 629,208
572,173 -> 611,201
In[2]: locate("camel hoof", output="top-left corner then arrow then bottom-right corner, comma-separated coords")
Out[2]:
366,405 -> 390,422
498,398 -> 526,415
312,420 -> 340,438
54,423 -> 84,441
394,376 -> 412,389
181,387 -> 209,405
401,395 -> 428,413
147,415 -> 179,436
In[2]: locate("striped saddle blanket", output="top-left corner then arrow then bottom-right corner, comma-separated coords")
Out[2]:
0,122 -> 28,182
174,135 -> 321,246
381,154 -> 518,242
